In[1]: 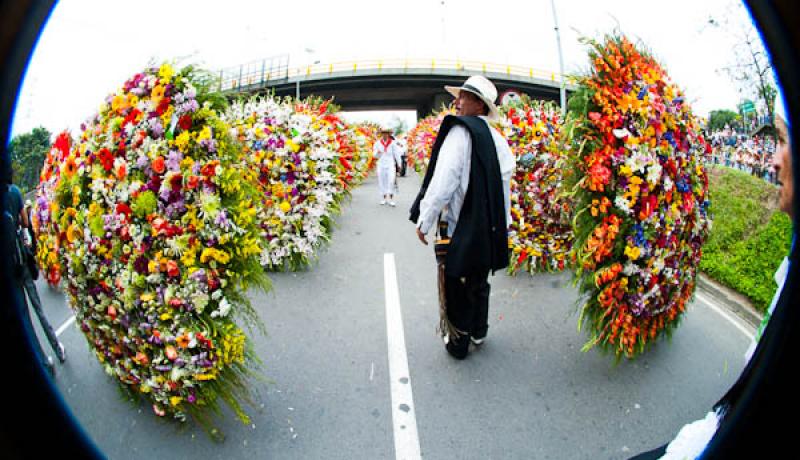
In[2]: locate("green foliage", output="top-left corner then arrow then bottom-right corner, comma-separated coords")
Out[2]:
131,190 -> 158,218
708,109 -> 740,132
9,126 -> 51,193
700,166 -> 792,312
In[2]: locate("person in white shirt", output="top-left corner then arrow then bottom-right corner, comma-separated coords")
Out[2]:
373,128 -> 403,206
410,75 -> 515,359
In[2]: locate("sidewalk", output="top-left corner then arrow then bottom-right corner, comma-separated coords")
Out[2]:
696,273 -> 764,328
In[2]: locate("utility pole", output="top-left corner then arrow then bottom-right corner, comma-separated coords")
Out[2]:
550,0 -> 567,116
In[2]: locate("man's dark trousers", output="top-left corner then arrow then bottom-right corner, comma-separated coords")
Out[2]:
444,269 -> 490,357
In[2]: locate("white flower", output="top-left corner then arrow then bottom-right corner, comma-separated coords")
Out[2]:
614,195 -> 633,215
646,162 -> 663,186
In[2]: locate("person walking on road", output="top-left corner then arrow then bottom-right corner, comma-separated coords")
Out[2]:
3,173 -> 65,377
374,127 -> 403,207
409,75 -> 515,360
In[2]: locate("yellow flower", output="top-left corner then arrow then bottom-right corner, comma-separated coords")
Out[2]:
197,126 -> 212,142
624,245 -> 641,261
158,63 -> 175,82
66,224 -> 80,244
200,248 -> 231,265
195,373 -> 216,381
170,396 -> 182,407
286,139 -> 300,153
160,312 -> 172,321
174,131 -> 191,153
72,185 -> 82,206
111,94 -> 129,113
279,201 -> 291,213
151,85 -> 165,106
140,292 -> 155,302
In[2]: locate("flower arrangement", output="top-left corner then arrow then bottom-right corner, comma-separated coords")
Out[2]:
226,96 -> 372,271
566,35 -> 711,359
404,106 -> 455,175
33,63 -> 270,430
499,97 -> 573,274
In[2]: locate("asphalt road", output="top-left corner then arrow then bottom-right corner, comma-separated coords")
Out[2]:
30,172 -> 754,460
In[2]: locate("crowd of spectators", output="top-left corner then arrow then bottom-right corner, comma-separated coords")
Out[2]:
706,127 -> 778,184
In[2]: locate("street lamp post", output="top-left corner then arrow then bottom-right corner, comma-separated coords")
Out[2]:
296,47 -> 318,100
550,0 -> 567,116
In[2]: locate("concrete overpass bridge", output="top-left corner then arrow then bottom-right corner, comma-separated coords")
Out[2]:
217,56 -> 577,118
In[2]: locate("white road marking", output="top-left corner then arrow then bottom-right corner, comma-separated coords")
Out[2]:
383,253 -> 422,460
56,314 -> 76,337
695,291 -> 755,340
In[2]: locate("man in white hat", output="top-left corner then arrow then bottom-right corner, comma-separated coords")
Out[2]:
409,75 -> 515,359
373,127 -> 403,206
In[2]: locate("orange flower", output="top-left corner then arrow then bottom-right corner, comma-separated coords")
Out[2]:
152,156 -> 165,174
63,156 -> 78,177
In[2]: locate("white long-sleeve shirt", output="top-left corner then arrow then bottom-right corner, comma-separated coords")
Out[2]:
416,116 -> 515,237
373,139 -> 403,170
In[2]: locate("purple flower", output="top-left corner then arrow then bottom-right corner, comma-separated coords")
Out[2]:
136,154 -> 150,170
214,209 -> 230,229
166,150 -> 182,171
148,118 -> 164,138
187,392 -> 196,404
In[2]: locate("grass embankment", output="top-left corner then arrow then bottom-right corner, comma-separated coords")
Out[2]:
700,165 -> 793,313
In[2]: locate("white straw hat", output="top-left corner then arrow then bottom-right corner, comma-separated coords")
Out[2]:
445,75 -> 500,120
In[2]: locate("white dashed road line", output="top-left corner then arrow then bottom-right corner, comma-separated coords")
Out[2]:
56,314 -> 76,337
383,253 -> 422,460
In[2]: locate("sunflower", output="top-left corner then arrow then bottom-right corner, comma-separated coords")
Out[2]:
63,155 -> 78,177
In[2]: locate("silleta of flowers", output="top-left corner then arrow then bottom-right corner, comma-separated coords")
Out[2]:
499,97 -> 573,274
404,106 -> 454,174
566,35 -> 711,359
32,64 -> 270,428
226,97 -> 374,271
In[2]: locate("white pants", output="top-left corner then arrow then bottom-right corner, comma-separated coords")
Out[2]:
377,166 -> 396,196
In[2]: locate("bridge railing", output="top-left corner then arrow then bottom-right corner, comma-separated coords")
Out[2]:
218,58 -> 576,93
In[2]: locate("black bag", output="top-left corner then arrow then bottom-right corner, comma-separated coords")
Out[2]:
24,231 -> 38,280
4,210 -> 26,277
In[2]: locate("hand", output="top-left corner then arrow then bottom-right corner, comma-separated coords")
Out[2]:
416,228 -> 428,245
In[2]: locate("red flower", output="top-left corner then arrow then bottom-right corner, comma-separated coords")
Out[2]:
178,114 -> 192,131
116,203 -> 132,217
98,148 -> 114,171
54,131 -> 71,160
166,260 -> 179,278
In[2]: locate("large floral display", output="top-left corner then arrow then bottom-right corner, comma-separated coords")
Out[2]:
404,106 -> 454,174
225,97 -> 373,271
499,97 -> 573,274
32,64 -> 270,429
566,35 -> 711,359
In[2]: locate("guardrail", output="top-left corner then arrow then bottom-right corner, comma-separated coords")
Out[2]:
218,57 -> 575,93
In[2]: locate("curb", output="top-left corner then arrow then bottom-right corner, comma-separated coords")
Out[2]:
696,273 -> 764,328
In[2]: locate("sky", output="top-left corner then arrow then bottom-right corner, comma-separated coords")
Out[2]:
10,0 -> 784,138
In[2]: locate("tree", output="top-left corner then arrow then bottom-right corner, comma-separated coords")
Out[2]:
707,2 -> 778,133
388,115 -> 409,137
9,126 -> 51,194
708,109 -> 740,132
